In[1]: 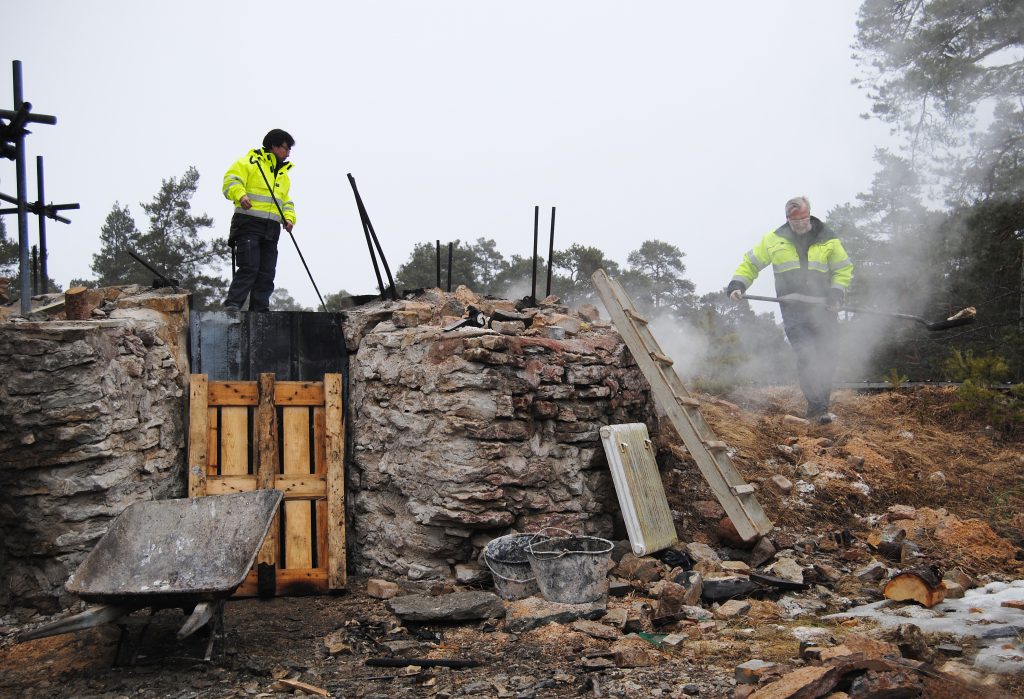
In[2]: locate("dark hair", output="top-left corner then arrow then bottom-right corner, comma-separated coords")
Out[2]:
263,129 -> 295,149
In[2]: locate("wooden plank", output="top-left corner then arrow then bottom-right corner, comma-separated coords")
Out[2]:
208,381 -> 258,406
324,373 -> 346,588
206,407 -> 219,476
206,474 -> 326,498
233,568 -> 328,598
255,374 -> 280,570
275,381 -> 325,406
283,406 -> 313,569
187,374 -> 209,497
220,406 -> 249,476
314,406 -> 328,572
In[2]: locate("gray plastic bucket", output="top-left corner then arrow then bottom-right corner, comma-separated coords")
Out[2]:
526,535 -> 614,604
484,533 -> 547,600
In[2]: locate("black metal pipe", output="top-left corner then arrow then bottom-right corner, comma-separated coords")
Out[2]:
31,244 -> 38,295
36,156 -> 47,291
347,174 -> 397,300
545,206 -> 556,297
13,61 -> 30,315
531,205 -> 538,304
435,240 -> 441,288
251,155 -> 328,312
0,107 -> 56,125
446,242 -> 454,293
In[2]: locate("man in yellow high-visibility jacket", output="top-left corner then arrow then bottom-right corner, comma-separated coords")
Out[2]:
726,196 -> 854,423
222,128 -> 297,311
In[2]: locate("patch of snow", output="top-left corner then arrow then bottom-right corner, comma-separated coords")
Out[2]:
826,580 -> 1024,674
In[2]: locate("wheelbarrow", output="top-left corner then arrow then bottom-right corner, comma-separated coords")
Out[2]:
16,489 -> 282,662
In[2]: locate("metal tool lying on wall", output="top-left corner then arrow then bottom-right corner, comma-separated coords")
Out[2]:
16,490 -> 282,663
443,304 -> 487,331
126,248 -> 180,290
741,293 -> 977,332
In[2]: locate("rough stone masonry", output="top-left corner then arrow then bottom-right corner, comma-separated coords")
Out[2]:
0,291 -> 189,614
0,287 -> 654,613
347,295 -> 654,582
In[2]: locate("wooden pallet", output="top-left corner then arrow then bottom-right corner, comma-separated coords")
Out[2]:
187,373 -> 346,596
591,269 -> 773,540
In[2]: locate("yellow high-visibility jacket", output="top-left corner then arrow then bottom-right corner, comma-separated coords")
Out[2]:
730,218 -> 853,299
222,148 -> 296,226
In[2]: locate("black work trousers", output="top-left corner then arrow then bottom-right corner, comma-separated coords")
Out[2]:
225,214 -> 281,311
225,236 -> 279,312
783,309 -> 839,418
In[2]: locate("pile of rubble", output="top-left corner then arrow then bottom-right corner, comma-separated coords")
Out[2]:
357,499 -> 1021,697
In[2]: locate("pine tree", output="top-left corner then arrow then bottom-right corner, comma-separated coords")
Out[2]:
90,167 -> 229,308
92,203 -> 143,286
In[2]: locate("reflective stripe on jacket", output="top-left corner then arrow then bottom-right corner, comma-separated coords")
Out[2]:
222,148 -> 296,225
731,217 -> 853,298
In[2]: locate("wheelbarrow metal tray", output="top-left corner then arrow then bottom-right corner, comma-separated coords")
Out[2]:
66,490 -> 283,605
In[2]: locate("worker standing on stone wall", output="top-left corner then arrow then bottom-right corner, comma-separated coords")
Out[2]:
726,196 -> 854,424
222,129 -> 297,312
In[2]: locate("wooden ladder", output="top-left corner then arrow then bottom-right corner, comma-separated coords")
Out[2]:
187,372 -> 346,596
591,269 -> 773,540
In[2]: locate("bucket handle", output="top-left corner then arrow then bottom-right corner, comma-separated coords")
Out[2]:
525,527 -> 581,559
527,534 -> 614,560
483,555 -> 536,584
525,526 -> 572,550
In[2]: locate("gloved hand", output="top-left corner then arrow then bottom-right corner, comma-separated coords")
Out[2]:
726,282 -> 745,302
827,288 -> 845,312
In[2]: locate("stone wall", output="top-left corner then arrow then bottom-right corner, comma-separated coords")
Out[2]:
0,287 -> 654,612
349,316 -> 653,582
0,294 -> 189,615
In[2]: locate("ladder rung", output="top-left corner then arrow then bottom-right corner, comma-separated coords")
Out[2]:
704,440 -> 728,450
650,352 -> 674,365
623,308 -> 649,325
730,484 -> 756,496
676,396 -> 700,408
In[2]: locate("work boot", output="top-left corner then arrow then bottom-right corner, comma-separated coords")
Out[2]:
816,412 -> 837,425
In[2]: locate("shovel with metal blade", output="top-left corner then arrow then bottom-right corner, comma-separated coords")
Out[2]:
741,293 -> 977,332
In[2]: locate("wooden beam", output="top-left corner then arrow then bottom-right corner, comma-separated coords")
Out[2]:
324,373 -> 346,588
220,407 -> 249,475
275,381 -> 325,406
283,406 -> 313,569
233,568 -> 328,598
208,381 -> 258,406
205,474 -> 326,498
187,375 -> 209,497
255,373 -> 280,570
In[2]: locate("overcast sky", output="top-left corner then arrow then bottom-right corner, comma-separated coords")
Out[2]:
4,1 -> 894,309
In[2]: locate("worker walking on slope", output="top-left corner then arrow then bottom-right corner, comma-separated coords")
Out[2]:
222,129 -> 296,311
726,196 -> 854,424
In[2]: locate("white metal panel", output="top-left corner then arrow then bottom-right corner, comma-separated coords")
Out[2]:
600,423 -> 678,556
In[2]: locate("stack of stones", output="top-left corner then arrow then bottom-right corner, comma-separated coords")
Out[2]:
346,287 -> 655,583
0,296 -> 188,615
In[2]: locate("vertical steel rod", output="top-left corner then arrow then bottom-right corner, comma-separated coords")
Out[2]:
435,240 -> 441,288
446,242 -> 453,293
545,206 -> 556,297
531,205 -> 539,303
31,245 -> 38,295
36,155 -> 47,292
13,61 -> 31,315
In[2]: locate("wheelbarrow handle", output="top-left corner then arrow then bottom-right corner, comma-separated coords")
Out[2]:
16,603 -> 131,643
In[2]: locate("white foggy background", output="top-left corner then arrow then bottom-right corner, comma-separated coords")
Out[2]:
4,1 -> 897,310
